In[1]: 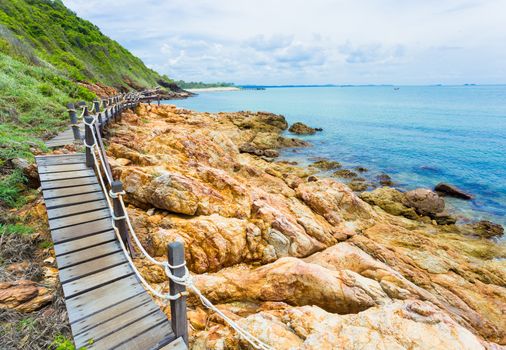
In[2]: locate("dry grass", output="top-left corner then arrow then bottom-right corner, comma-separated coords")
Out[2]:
1,221 -> 73,349
0,283 -> 72,350
0,231 -> 44,282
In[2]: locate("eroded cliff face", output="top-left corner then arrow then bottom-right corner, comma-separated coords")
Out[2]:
105,104 -> 506,349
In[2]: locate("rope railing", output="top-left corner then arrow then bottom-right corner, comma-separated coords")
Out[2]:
80,94 -> 275,350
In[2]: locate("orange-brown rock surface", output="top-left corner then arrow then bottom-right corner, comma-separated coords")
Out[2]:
106,104 -> 506,349
0,280 -> 52,312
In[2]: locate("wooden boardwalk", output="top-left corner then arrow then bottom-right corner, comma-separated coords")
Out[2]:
45,124 -> 84,148
36,153 -> 184,350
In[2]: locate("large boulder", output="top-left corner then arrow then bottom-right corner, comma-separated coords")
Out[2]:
310,159 -> 342,170
296,179 -> 376,233
435,183 -> 473,200
284,301 -> 487,350
192,257 -> 391,314
361,187 -> 456,224
403,189 -> 445,217
289,122 -> 316,135
360,187 -> 419,220
461,220 -> 504,239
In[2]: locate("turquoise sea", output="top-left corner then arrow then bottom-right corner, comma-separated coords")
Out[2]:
167,86 -> 506,227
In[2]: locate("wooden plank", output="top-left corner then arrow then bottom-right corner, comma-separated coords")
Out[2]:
62,262 -> 133,298
54,230 -> 116,256
65,275 -> 145,323
51,218 -> 112,243
39,169 -> 95,181
73,299 -> 162,348
41,176 -> 97,190
70,292 -> 152,336
56,241 -> 122,269
91,312 -> 173,350
48,208 -> 110,230
44,191 -> 105,209
42,184 -> 102,199
46,199 -> 108,219
59,252 -> 126,283
38,163 -> 89,174
36,154 -> 85,166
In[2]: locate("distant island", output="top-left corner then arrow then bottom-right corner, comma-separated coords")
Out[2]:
174,80 -> 236,89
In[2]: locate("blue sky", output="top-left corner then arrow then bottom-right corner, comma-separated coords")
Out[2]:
63,0 -> 506,85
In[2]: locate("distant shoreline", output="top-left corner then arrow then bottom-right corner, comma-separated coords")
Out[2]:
186,87 -> 241,92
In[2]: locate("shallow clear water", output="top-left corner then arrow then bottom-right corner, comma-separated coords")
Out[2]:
166,86 -> 506,227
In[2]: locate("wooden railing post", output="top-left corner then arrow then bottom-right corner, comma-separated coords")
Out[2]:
157,95 -> 160,106
115,96 -> 119,116
84,109 -> 94,168
94,100 -> 103,135
102,99 -> 109,124
111,180 -> 130,248
67,103 -> 81,141
168,242 -> 189,345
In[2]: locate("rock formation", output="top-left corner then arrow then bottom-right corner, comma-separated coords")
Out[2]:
100,104 -> 505,349
289,122 -> 316,135
435,182 -> 474,200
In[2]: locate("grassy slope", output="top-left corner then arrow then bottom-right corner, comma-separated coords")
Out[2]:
0,2 -> 173,347
0,0 -> 167,88
0,0 -> 174,209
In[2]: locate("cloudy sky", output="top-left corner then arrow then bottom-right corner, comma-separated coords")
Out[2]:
63,0 -> 506,85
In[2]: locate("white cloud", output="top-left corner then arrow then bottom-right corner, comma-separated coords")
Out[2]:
63,0 -> 506,84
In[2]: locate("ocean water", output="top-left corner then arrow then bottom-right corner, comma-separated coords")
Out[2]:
166,86 -> 506,227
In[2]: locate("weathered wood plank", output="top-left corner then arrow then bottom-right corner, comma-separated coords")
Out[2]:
42,184 -> 102,199
73,300 -> 161,348
36,154 -> 85,166
91,312 -> 173,350
54,230 -> 116,256
44,192 -> 105,209
59,252 -> 126,283
39,169 -> 95,182
38,135 -> 178,350
46,199 -> 108,219
70,292 -> 151,337
48,209 -> 111,231
41,176 -> 97,190
56,241 -> 122,269
62,262 -> 133,299
38,163 -> 88,174
65,275 -> 145,323
51,218 -> 112,243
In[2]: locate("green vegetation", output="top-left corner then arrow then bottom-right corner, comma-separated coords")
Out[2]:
0,0 -> 165,88
174,80 -> 235,89
49,334 -> 83,350
0,223 -> 34,236
0,168 -> 29,207
0,0 -> 177,209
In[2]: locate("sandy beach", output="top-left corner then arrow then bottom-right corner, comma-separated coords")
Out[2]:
186,86 -> 241,93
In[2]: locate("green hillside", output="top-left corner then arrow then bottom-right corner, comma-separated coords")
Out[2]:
0,0 -> 167,88
0,0 -> 172,209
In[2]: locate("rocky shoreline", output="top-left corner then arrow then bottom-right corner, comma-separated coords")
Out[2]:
3,104 -> 504,349
103,105 -> 505,349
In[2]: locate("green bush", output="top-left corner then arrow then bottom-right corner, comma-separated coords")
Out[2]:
49,334 -> 80,350
0,169 -> 27,207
